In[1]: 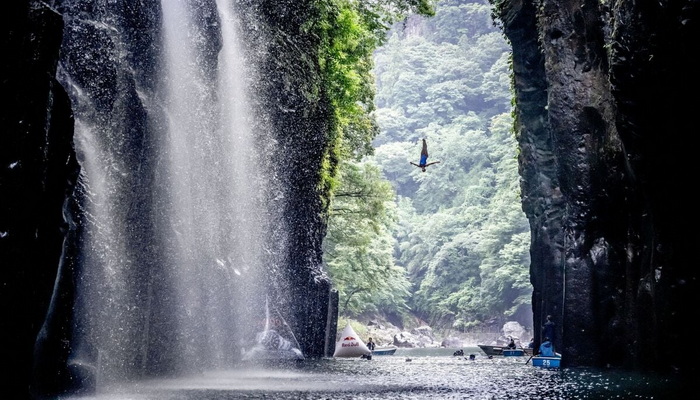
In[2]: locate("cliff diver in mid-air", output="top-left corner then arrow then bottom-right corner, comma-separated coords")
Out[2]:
410,138 -> 440,172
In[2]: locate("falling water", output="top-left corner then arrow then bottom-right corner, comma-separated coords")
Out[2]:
61,0 -> 286,387
159,0 -> 267,368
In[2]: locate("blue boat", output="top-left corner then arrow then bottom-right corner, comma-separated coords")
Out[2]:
502,349 -> 525,357
531,355 -> 561,368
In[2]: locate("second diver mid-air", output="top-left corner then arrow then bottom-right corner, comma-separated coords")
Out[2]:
410,138 -> 440,172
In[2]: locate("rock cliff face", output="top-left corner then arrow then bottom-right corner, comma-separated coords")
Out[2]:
1,1 -> 79,398
496,0 -> 698,380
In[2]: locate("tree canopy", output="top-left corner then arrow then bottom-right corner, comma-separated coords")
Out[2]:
322,0 -> 531,333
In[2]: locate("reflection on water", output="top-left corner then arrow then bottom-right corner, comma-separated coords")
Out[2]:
65,347 -> 684,399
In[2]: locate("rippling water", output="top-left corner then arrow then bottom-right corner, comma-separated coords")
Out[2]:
67,347 -> 684,400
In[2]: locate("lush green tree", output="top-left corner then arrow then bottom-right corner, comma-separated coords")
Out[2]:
322,0 -> 531,333
323,160 -> 412,316
317,0 -> 435,318
429,1 -> 496,43
369,0 -> 531,332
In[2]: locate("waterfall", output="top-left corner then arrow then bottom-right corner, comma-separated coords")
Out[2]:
159,0 -> 265,369
59,0 -> 288,387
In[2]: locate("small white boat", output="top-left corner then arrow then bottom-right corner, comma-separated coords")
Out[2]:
478,344 -> 533,356
242,297 -> 304,361
372,345 -> 398,356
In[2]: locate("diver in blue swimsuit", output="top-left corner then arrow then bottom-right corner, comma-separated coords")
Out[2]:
410,138 -> 440,172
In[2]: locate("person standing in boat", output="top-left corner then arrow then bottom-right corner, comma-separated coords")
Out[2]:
366,337 -> 376,351
542,314 -> 556,344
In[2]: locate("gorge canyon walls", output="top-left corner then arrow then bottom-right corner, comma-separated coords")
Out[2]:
496,0 -> 698,381
2,0 -> 698,398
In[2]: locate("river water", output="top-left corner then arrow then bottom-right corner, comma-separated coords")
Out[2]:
65,347 -> 684,400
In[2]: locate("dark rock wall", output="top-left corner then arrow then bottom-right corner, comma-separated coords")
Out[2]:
1,1 -> 79,399
497,0 -> 699,380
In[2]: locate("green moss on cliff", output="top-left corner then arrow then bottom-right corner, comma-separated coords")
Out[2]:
305,0 -> 435,214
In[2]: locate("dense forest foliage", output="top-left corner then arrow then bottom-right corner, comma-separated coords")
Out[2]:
321,0 -> 531,333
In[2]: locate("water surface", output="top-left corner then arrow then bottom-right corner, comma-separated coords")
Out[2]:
65,347 -> 684,399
